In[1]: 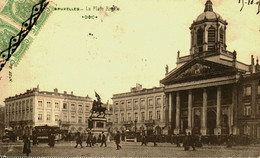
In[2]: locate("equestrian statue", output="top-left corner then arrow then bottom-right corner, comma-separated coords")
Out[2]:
90,92 -> 107,118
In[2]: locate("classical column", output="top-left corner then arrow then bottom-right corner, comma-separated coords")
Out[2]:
169,93 -> 172,125
153,96 -> 156,121
165,93 -> 169,126
231,85 -> 239,135
201,88 -> 207,135
174,92 -> 180,134
215,87 -> 222,134
160,95 -> 164,123
132,99 -> 134,122
187,90 -> 192,134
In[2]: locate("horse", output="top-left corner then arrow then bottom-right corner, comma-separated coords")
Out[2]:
90,100 -> 106,118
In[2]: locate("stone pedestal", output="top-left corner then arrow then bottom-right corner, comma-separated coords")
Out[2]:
200,128 -> 207,135
214,127 -> 221,135
89,117 -> 107,136
186,128 -> 192,135
174,128 -> 180,134
231,126 -> 239,135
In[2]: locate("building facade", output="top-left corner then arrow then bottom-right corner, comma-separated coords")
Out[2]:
0,106 -> 5,137
111,0 -> 260,141
160,0 -> 260,140
4,86 -> 93,137
111,84 -> 166,135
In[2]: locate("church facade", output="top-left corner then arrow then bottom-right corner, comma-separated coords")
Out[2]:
160,0 -> 260,138
111,0 -> 260,140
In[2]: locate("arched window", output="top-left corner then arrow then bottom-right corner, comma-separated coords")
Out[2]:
220,28 -> 224,44
197,28 -> 204,45
208,26 -> 216,51
208,26 -> 216,43
197,28 -> 204,53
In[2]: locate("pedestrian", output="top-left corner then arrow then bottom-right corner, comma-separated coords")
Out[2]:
217,132 -> 221,145
170,134 -> 174,144
183,133 -> 189,151
115,131 -> 121,150
226,134 -> 233,148
86,132 -> 93,147
176,134 -> 180,147
49,133 -> 55,147
141,135 -> 147,146
75,132 -> 83,148
100,132 -> 107,147
153,131 -> 157,146
98,134 -> 102,143
23,135 -> 31,156
190,133 -> 196,151
32,133 -> 38,145
92,135 -> 97,146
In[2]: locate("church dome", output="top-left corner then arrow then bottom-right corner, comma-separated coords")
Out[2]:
196,0 -> 223,22
196,12 -> 223,22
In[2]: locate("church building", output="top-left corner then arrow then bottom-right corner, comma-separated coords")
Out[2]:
160,0 -> 260,139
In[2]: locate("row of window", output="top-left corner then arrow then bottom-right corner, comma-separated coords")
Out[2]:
6,100 -> 33,114
114,110 -> 161,123
243,85 -> 260,96
38,101 -> 91,111
6,113 -> 33,121
37,112 -> 90,123
115,97 -> 162,110
243,101 -> 260,116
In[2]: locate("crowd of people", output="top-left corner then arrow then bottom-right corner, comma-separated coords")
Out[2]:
75,131 -> 108,148
21,130 -> 257,156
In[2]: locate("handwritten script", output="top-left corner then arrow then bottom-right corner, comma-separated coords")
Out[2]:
239,0 -> 260,14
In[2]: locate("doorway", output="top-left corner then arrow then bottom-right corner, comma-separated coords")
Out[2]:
207,111 -> 216,135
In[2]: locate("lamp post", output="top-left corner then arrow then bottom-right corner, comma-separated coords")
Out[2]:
58,119 -> 62,140
134,119 -> 137,142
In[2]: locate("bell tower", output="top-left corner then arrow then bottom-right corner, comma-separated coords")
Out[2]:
189,0 -> 228,55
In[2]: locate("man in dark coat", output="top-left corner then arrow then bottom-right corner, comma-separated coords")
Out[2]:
75,132 -> 83,148
23,135 -> 31,156
226,134 -> 233,148
86,132 -> 93,147
32,133 -> 38,145
49,134 -> 55,147
176,134 -> 180,147
153,131 -> 158,146
183,133 -> 189,151
190,133 -> 196,150
100,132 -> 107,147
115,131 -> 121,150
141,135 -> 147,146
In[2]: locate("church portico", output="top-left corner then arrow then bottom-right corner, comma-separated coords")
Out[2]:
166,82 -> 236,136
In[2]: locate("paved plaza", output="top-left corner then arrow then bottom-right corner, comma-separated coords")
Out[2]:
1,141 -> 260,157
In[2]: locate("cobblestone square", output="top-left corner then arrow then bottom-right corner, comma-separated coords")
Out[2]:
1,141 -> 260,157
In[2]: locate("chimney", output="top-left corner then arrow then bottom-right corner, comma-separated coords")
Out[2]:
64,91 -> 67,94
54,88 -> 58,93
36,84 -> 39,92
71,91 -> 73,95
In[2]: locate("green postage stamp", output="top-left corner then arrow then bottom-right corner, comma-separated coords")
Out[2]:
0,0 -> 54,69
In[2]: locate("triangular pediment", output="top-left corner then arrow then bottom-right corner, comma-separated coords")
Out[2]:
161,58 -> 237,85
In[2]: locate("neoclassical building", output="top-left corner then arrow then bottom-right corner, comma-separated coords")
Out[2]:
160,0 -> 260,138
111,0 -> 260,140
4,86 -> 93,137
111,84 -> 166,135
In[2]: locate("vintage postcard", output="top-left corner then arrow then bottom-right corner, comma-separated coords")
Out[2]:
0,0 -> 260,157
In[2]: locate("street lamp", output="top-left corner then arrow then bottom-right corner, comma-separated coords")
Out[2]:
134,119 -> 137,134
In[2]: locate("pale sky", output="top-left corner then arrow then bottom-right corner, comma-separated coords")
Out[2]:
0,0 -> 259,106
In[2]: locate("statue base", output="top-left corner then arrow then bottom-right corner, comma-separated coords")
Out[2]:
88,117 -> 109,140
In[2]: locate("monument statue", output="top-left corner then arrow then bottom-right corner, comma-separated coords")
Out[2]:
90,92 -> 107,118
